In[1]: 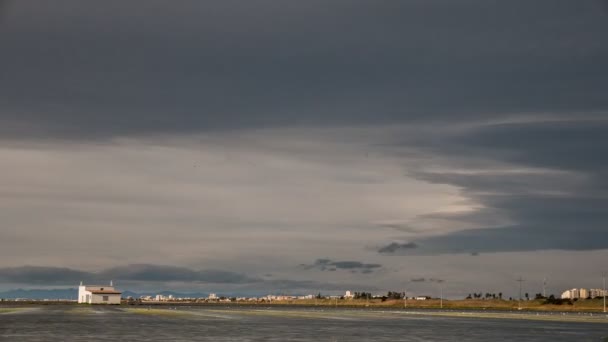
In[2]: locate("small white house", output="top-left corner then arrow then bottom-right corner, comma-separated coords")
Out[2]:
78,281 -> 122,304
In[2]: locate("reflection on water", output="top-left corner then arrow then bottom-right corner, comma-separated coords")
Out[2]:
1,305 -> 607,341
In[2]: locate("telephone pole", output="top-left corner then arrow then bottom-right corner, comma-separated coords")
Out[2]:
603,272 -> 606,313
542,277 -> 547,298
440,283 -> 443,309
516,277 -> 525,310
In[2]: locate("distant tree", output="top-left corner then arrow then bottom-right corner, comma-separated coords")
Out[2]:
316,292 -> 323,299
466,294 -> 472,299
509,297 -> 513,301
354,292 -> 372,300
498,292 -> 502,299
543,295 -> 572,306
525,293 -> 529,301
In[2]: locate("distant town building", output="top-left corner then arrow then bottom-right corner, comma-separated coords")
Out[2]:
579,288 -> 589,299
561,288 -> 607,299
208,293 -> 217,300
78,281 -> 121,304
344,291 -> 354,299
561,288 -> 579,299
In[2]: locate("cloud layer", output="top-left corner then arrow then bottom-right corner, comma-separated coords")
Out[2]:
0,1 -> 607,295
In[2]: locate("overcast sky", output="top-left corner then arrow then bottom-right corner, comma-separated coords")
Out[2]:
1,1 -> 607,297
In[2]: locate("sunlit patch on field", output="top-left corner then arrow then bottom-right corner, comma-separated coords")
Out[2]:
125,308 -> 194,317
390,310 -> 608,324
0,308 -> 21,314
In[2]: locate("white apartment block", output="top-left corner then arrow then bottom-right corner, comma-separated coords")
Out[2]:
561,288 -> 607,299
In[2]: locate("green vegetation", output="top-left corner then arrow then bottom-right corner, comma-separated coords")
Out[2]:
0,307 -> 27,314
223,298 -> 607,312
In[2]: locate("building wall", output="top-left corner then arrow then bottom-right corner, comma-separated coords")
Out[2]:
90,293 -> 121,304
78,285 -> 121,304
78,286 -> 88,303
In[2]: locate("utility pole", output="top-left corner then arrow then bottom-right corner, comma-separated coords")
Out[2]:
603,272 -> 606,313
516,277 -> 525,310
403,289 -> 407,309
543,277 -> 547,298
440,283 -> 443,309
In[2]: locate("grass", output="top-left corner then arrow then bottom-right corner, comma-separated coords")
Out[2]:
0,307 -> 30,314
245,298 -> 608,312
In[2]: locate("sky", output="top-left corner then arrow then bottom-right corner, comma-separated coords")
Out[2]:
0,1 -> 607,298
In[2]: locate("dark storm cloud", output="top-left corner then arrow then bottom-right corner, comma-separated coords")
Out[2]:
385,120 -> 608,254
0,265 -> 259,285
0,1 -> 607,140
0,266 -> 90,285
2,0 -> 608,261
378,242 -> 419,254
300,259 -> 382,273
98,264 -> 260,283
0,265 -> 374,292
407,277 -> 444,283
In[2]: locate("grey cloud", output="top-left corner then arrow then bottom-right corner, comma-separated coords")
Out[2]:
408,277 -> 444,283
0,265 -> 259,285
0,265 -> 375,293
389,120 -> 608,254
98,264 -> 260,284
1,0 -> 608,293
378,242 -> 418,254
0,266 -> 90,285
329,261 -> 381,270
0,1 -> 607,140
301,259 -> 382,273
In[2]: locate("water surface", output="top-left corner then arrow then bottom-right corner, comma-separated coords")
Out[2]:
1,305 -> 607,341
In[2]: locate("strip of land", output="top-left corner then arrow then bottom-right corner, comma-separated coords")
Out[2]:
124,306 -> 608,324
2,298 -> 606,313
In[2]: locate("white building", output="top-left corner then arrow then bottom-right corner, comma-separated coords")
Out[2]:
561,288 -> 579,299
590,289 -> 608,299
561,288 -> 603,300
344,291 -> 354,299
78,281 -> 121,304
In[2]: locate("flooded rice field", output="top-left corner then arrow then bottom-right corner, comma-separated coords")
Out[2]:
1,305 -> 607,341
